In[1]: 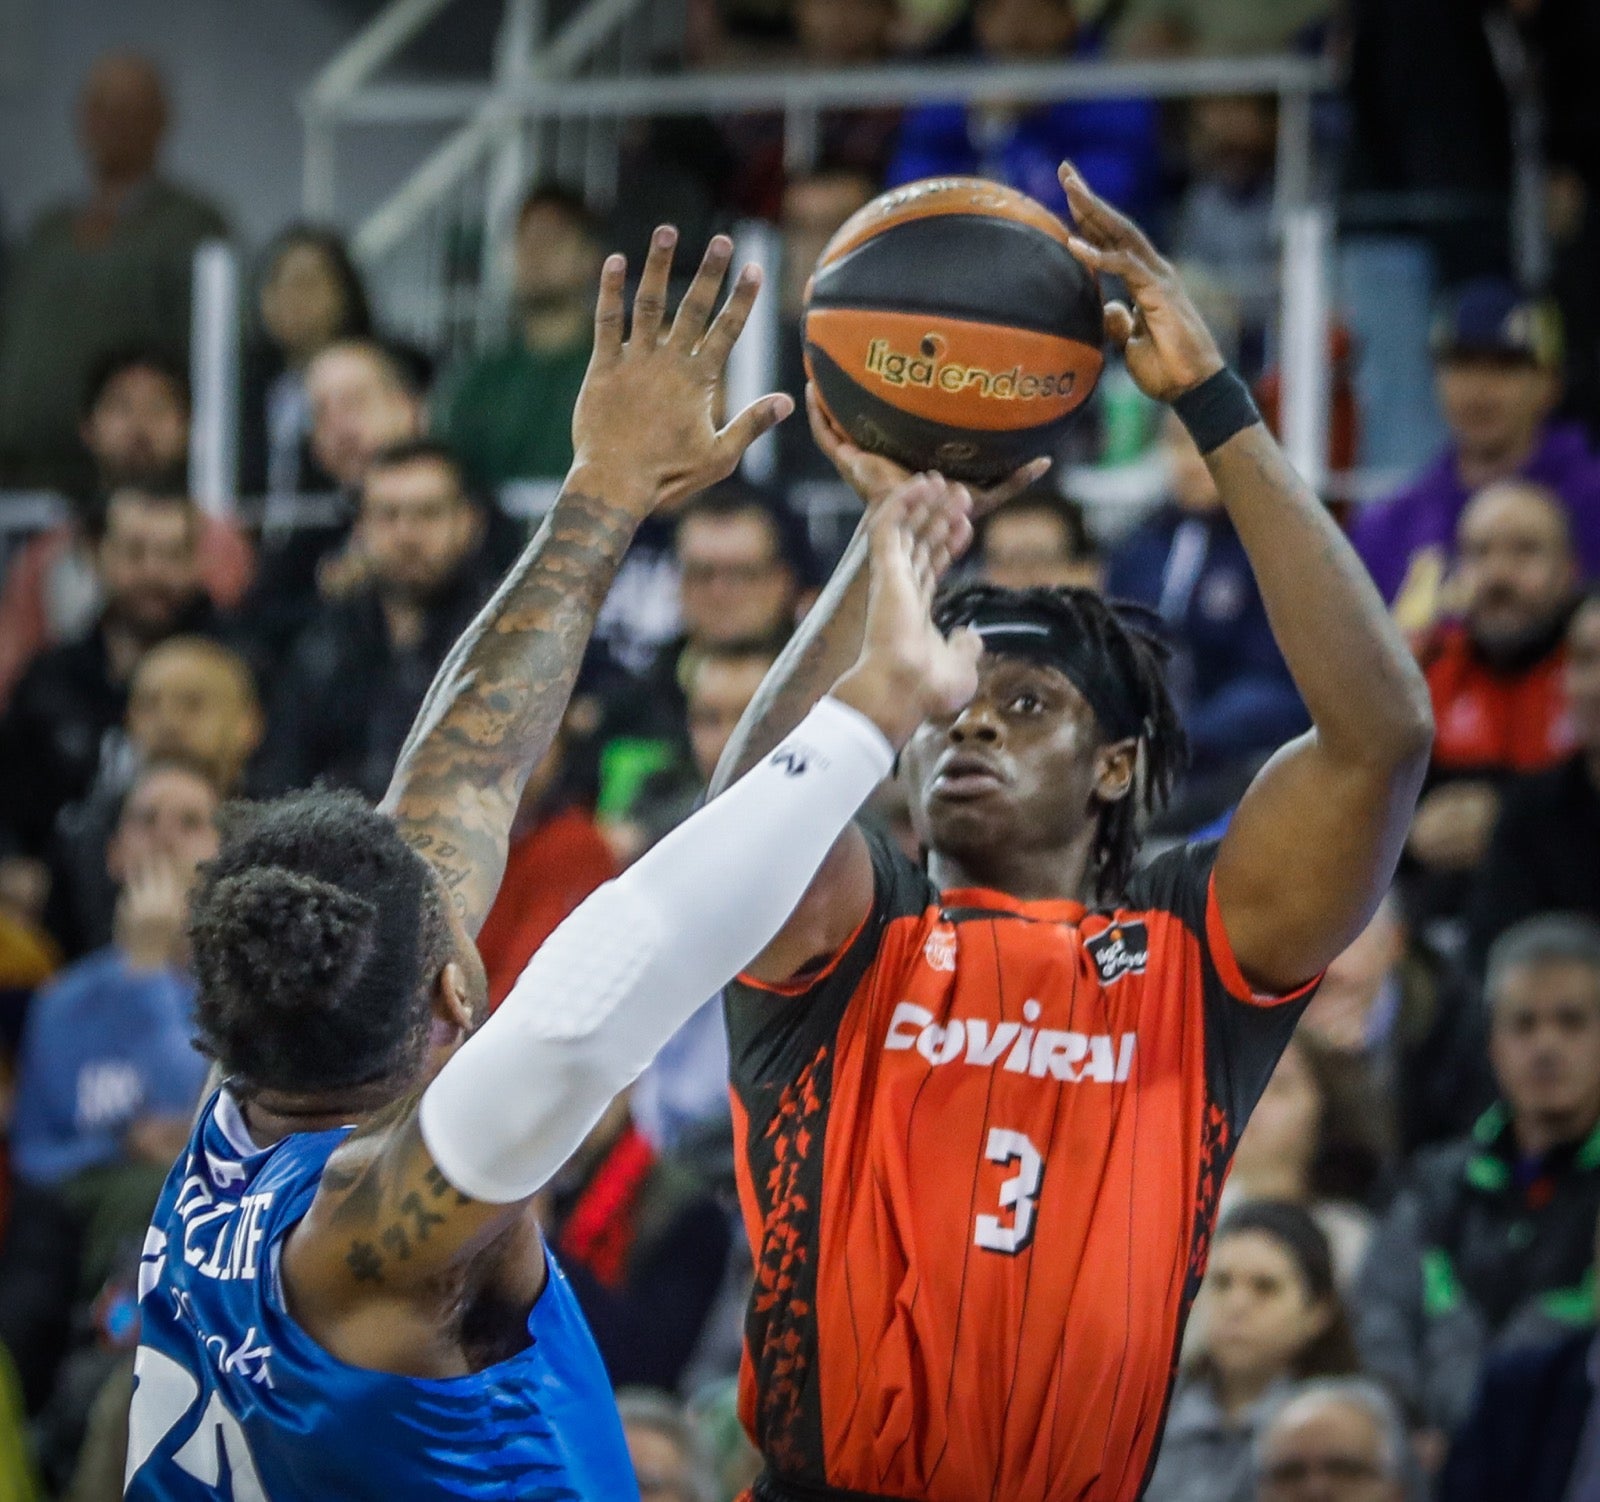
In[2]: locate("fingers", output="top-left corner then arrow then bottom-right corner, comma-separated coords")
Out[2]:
592,253 -> 627,363
669,234 -> 734,350
1103,301 -> 1136,350
697,263 -> 763,367
1059,161 -> 1165,294
1058,160 -> 1159,260
713,392 -> 795,467
974,455 -> 1051,516
628,225 -> 678,348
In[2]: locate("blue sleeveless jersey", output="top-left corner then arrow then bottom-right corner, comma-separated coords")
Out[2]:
125,1090 -> 637,1500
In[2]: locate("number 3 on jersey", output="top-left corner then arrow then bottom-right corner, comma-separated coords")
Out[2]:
974,1128 -> 1043,1255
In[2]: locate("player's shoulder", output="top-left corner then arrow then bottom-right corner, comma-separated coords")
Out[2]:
1116,839 -> 1221,932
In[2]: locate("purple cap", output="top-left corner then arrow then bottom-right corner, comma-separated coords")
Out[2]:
1430,277 -> 1561,366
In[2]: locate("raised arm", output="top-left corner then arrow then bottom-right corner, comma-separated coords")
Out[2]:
287,482 -> 978,1363
708,390 -> 1043,980
381,228 -> 790,934
1060,162 -> 1433,993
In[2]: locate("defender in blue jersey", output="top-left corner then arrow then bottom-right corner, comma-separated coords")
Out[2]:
125,219 -> 996,1501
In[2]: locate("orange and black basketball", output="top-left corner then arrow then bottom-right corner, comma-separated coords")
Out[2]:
803,177 -> 1105,484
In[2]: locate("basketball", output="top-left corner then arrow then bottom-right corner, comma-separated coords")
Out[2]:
803,177 -> 1106,485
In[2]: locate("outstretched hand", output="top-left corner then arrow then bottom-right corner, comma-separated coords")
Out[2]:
806,384 -> 1050,522
571,227 -> 794,514
1057,160 -> 1225,404
832,474 -> 981,747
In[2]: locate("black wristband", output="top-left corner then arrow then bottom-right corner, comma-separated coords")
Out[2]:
1170,367 -> 1261,455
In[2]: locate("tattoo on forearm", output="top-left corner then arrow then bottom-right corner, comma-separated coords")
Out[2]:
384,491 -> 637,933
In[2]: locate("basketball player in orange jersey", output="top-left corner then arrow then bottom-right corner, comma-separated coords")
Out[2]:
707,161 -> 1434,1502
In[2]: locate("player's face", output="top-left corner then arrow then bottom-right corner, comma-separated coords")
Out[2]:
901,652 -> 1119,867
1490,960 -> 1600,1128
1202,1231 -> 1331,1387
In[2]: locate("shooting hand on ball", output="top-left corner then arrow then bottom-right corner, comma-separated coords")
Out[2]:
571,227 -> 793,516
1058,161 -> 1225,405
807,383 -> 1050,521
832,473 -> 980,748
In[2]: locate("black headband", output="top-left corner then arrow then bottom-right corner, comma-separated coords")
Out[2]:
965,611 -> 1152,742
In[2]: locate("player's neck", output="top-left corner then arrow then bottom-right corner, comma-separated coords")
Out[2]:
240,1084 -> 398,1147
928,839 -> 1094,905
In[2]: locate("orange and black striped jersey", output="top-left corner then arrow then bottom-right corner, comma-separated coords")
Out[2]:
725,832 -> 1317,1502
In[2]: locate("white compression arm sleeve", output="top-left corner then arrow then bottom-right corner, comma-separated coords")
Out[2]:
418,696 -> 891,1203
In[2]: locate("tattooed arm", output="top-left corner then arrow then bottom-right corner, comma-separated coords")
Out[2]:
381,228 -> 789,934
283,228 -> 792,1361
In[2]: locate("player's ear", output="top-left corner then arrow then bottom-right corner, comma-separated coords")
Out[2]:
1092,738 -> 1137,805
428,962 -> 473,1047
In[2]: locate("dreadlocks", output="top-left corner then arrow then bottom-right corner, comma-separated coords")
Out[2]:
933,582 -> 1188,901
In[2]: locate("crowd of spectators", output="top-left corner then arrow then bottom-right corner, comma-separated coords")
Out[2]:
1,2 -> 1599,1498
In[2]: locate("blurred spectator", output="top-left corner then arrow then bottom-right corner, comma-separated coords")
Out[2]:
792,0 -> 896,64
1220,1035 -> 1379,1290
437,185 -> 600,491
977,484 -> 1101,591
10,760 -> 216,1187
1354,915 -> 1600,1441
475,724 -> 615,1009
0,348 -> 253,715
685,1379 -> 763,1502
244,336 -> 429,666
1116,0 -> 1329,57
0,758 -> 217,1413
719,5 -> 901,220
1252,1380 -> 1407,1502
544,1094 -> 733,1393
1342,0 -> 1513,287
1146,1202 -> 1360,1502
1353,280 -> 1600,632
1526,0 -> 1600,437
886,0 -> 1162,226
254,441 -> 497,801
239,225 -> 372,500
1468,589 -> 1600,965
1302,896 -> 1492,1160
47,637 -> 261,960
1439,1207 -> 1599,1502
305,337 -> 428,496
0,489 -> 215,859
1105,413 -> 1307,828
1173,97 -> 1278,371
0,54 -> 228,493
600,479 -> 808,775
616,638 -> 785,863
617,1388 -> 717,1502
1253,326 -> 1362,507
1405,480 -> 1580,920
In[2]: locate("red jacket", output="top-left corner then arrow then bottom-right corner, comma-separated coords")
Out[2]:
1422,623 -> 1574,775
476,805 -> 616,1009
